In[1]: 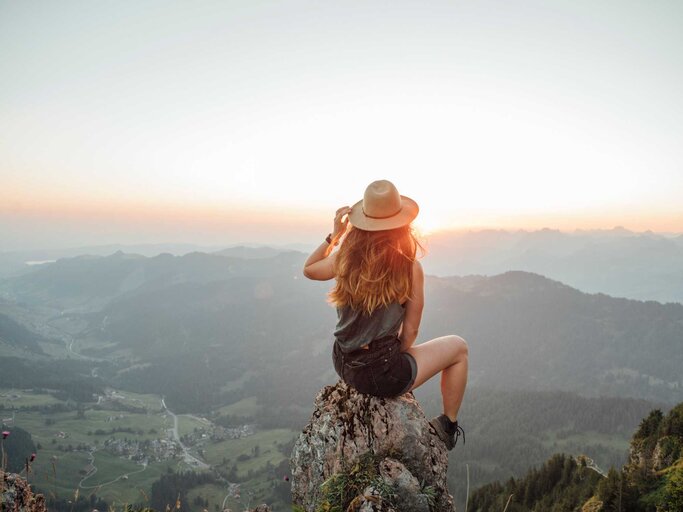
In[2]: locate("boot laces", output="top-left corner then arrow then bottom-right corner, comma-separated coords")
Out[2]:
453,421 -> 465,445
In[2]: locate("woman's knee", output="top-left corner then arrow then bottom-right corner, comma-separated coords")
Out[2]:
447,334 -> 468,361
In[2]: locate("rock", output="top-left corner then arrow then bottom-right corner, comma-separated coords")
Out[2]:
378,458 -> 431,511
290,380 -> 455,511
581,496 -> 604,512
249,505 -> 271,512
652,436 -> 679,470
0,471 -> 47,512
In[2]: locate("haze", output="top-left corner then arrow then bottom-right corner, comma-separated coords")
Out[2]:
1,0 -> 682,250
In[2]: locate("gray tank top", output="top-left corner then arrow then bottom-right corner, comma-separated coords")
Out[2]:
333,302 -> 406,353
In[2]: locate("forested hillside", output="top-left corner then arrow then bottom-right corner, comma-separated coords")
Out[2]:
470,402 -> 683,511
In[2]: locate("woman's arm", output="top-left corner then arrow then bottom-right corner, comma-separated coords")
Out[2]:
399,259 -> 424,351
303,206 -> 351,281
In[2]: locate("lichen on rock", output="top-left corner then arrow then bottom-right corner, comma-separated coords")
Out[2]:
290,380 -> 455,511
249,505 -> 272,511
1,471 -> 47,512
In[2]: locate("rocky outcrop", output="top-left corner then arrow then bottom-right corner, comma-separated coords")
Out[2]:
0,471 -> 46,512
290,380 -> 455,511
580,496 -> 603,512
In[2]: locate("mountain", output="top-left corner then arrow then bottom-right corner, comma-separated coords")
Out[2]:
212,246 -> 296,259
0,243 -> 309,279
0,243 -> 227,279
0,250 -> 306,310
2,251 -> 681,407
1,247 -> 679,507
2,248 -> 679,510
423,228 -> 683,303
4,226 -> 683,302
469,402 -> 683,511
421,271 -> 683,403
0,312 -> 53,355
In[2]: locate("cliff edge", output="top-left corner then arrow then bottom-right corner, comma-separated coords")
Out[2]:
290,380 -> 455,511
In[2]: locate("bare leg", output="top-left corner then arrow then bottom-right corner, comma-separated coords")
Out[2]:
404,335 -> 469,422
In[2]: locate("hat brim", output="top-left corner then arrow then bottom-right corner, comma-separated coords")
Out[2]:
347,195 -> 419,231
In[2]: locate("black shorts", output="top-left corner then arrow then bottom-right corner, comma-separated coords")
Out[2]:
332,335 -> 418,398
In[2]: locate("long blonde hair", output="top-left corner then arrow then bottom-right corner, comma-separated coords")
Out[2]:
328,224 -> 424,315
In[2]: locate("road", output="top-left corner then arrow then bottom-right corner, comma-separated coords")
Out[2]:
221,483 -> 241,510
79,449 -> 148,489
161,398 -> 210,469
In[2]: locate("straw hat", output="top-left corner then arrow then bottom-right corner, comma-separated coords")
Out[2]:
348,180 -> 419,231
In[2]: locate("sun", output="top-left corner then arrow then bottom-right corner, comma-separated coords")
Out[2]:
412,210 -> 449,236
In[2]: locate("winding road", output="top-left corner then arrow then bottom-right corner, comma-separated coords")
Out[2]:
78,449 -> 148,489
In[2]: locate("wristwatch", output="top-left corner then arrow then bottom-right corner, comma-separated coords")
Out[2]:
325,233 -> 339,246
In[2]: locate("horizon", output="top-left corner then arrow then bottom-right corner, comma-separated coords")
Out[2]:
2,1 -> 682,250
2,223 -> 682,256
3,202 -> 683,252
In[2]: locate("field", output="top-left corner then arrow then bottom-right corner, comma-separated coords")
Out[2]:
215,396 -> 262,417
1,386 -> 297,509
2,387 -> 179,504
187,476 -> 284,512
0,389 -> 63,408
12,407 -> 170,445
177,414 -> 212,438
203,428 -> 297,475
186,428 -> 297,511
112,389 -> 166,412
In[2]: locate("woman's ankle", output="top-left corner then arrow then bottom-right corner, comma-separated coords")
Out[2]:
439,413 -> 458,433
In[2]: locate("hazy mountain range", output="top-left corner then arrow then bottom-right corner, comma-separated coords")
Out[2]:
1,239 -> 681,510
423,226 -> 683,303
3,226 -> 682,303
1,247 -> 680,406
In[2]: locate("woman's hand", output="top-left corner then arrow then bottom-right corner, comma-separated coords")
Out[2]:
302,206 -> 351,281
332,206 -> 352,240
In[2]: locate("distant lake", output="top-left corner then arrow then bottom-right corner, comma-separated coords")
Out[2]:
25,260 -> 55,266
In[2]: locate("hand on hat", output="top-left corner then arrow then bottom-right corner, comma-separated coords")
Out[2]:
333,206 -> 352,239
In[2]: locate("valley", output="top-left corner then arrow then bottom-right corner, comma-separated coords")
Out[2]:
1,386 -> 297,511
1,247 -> 681,510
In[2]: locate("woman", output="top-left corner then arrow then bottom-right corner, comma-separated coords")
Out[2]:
302,180 -> 468,450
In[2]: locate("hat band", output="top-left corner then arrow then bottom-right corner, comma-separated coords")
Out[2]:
362,206 -> 403,219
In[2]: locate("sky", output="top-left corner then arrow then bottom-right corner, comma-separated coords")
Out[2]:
1,0 -> 682,250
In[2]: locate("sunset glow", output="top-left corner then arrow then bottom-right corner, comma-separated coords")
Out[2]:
1,1 -> 682,250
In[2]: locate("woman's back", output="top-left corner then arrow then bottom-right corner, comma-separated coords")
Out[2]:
334,301 -> 406,353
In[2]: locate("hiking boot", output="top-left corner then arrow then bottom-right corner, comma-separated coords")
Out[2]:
429,414 -> 465,451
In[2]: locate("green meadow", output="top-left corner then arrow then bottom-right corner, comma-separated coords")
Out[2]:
187,476 -> 281,512
202,428 -> 296,476
2,386 -> 296,509
177,414 -> 211,438
0,388 -> 63,408
214,396 -> 261,418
